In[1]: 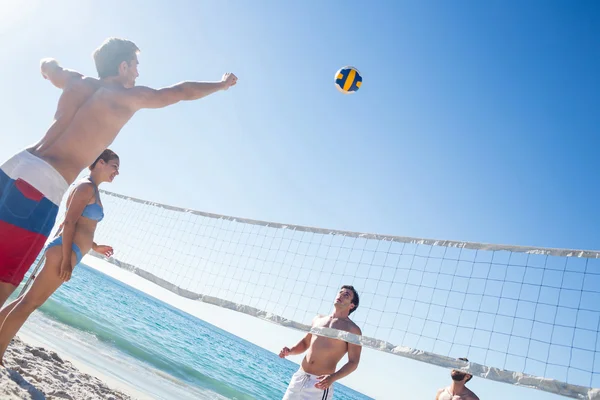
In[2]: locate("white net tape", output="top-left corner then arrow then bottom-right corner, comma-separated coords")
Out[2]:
81,190 -> 600,399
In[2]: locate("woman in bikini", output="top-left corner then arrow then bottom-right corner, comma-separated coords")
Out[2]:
0,149 -> 119,364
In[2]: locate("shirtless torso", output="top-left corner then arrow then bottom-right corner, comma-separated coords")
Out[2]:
301,314 -> 361,375
279,312 -> 362,398
31,58 -> 236,184
436,385 -> 480,400
0,42 -> 235,304
29,76 -> 133,184
280,286 -> 362,397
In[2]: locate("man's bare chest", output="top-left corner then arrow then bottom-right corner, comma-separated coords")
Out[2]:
314,317 -> 350,331
439,389 -> 472,400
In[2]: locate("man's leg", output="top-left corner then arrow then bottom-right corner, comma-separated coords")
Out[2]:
0,219 -> 50,309
0,246 -> 69,364
0,283 -> 17,310
0,292 -> 22,328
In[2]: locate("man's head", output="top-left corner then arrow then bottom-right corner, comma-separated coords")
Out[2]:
451,358 -> 473,384
335,285 -> 359,315
93,38 -> 140,88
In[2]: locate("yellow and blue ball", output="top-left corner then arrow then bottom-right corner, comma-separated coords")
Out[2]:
334,66 -> 362,94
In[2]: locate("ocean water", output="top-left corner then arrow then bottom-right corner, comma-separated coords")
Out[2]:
14,263 -> 373,400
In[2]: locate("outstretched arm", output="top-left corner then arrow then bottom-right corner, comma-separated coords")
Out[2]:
124,73 -> 237,110
40,58 -> 83,89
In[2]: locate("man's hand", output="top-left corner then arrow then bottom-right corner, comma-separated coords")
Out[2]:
221,73 -> 237,90
315,374 -> 336,390
59,260 -> 73,282
279,347 -> 291,358
40,58 -> 83,89
40,58 -> 59,80
94,245 -> 114,258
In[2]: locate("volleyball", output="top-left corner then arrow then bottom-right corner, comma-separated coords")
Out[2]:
334,66 -> 362,94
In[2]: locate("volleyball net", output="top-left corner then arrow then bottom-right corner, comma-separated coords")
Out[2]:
72,190 -> 600,399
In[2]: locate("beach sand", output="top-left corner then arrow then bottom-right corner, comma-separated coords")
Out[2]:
0,336 -> 135,400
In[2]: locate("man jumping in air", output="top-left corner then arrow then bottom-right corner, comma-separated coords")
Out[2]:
0,37 -> 237,307
279,285 -> 362,399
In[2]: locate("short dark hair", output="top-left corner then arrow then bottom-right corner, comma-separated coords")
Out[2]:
90,149 -> 119,170
341,285 -> 359,315
93,38 -> 140,78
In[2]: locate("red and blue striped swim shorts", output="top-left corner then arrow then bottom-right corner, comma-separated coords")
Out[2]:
0,150 -> 68,286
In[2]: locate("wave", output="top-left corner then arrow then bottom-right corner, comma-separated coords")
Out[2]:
37,297 -> 254,400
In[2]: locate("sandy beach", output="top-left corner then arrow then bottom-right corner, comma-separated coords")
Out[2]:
0,336 -> 134,400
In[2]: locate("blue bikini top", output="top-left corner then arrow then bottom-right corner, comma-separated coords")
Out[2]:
81,177 -> 104,222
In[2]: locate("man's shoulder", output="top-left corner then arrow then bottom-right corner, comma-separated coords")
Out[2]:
64,76 -> 101,94
333,317 -> 361,335
81,75 -> 99,83
464,388 -> 479,400
435,387 -> 447,400
107,85 -> 160,108
70,75 -> 100,87
81,82 -> 143,110
346,318 -> 362,335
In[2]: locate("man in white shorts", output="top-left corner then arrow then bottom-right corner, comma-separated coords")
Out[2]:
279,285 -> 362,399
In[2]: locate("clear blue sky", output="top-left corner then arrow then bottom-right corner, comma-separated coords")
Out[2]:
1,0 -> 599,399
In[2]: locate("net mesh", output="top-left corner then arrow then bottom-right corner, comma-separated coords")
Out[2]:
49,189 -> 600,399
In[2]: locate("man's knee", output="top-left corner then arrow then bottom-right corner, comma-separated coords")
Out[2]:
0,281 -> 17,293
17,296 -> 43,313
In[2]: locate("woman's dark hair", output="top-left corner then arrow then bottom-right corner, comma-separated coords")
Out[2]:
90,149 -> 119,170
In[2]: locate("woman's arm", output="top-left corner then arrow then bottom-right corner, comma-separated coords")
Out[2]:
59,183 -> 94,281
